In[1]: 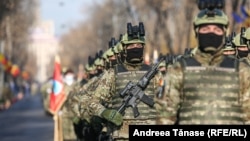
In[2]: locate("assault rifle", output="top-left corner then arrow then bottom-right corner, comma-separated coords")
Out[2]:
116,58 -> 164,118
225,35 -> 232,47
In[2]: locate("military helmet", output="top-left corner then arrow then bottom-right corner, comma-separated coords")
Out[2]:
193,9 -> 229,29
102,50 -> 109,62
85,63 -> 96,72
121,22 -> 146,45
84,63 -> 90,72
231,27 -> 249,48
243,27 -> 250,40
93,50 -> 102,63
85,56 -> 96,72
120,33 -> 145,45
99,59 -> 105,67
94,57 -> 105,67
94,58 -> 100,66
113,41 -> 123,53
232,33 -> 247,47
106,47 -> 115,57
158,61 -> 166,68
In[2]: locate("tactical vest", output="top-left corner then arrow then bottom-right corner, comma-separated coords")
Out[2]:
109,64 -> 157,139
113,64 -> 157,120
178,56 -> 244,124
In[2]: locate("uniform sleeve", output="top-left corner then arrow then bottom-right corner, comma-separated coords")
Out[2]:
239,62 -> 250,124
84,69 -> 115,117
61,84 -> 76,114
68,69 -> 115,120
66,82 -> 86,118
66,76 -> 99,118
154,62 -> 183,124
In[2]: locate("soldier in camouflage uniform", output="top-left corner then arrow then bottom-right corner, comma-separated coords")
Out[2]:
69,22 -> 162,141
155,8 -> 250,125
222,27 -> 250,63
105,38 -> 120,69
78,56 -> 98,87
59,68 -> 78,141
68,38 -> 123,118
233,27 -> 250,64
222,33 -> 236,57
232,27 -> 249,60
67,55 -> 101,141
67,42 -> 123,141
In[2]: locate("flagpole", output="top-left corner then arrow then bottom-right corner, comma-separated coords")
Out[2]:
58,112 -> 63,141
53,114 -> 59,141
49,54 -> 66,141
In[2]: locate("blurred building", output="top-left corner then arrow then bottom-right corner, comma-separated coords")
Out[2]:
28,20 -> 60,83
27,0 -> 60,83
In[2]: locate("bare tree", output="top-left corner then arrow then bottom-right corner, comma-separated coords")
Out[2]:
59,0 -> 241,67
0,0 -> 37,80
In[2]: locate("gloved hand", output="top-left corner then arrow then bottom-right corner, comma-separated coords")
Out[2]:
101,109 -> 123,126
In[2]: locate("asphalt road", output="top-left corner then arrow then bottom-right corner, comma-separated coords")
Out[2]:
0,94 -> 54,141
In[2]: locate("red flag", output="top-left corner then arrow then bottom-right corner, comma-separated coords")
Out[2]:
49,55 -> 66,115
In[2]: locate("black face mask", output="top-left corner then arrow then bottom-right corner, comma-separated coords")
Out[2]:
161,71 -> 166,75
109,60 -> 117,67
237,50 -> 249,58
89,73 -> 95,79
96,69 -> 103,76
125,48 -> 144,63
198,33 -> 224,53
105,63 -> 110,70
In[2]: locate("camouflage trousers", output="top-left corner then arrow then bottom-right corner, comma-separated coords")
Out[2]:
61,115 -> 77,140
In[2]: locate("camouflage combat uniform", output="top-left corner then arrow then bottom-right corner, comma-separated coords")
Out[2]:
79,62 -> 161,140
61,80 -> 78,141
73,26 -> 163,140
239,27 -> 250,64
155,8 -> 250,125
67,48 -> 117,141
155,48 -> 250,124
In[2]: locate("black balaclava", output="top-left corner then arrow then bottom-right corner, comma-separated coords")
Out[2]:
197,24 -> 224,54
89,73 -> 95,79
237,47 -> 249,58
125,48 -> 144,63
96,68 -> 103,76
109,60 -> 118,67
198,33 -> 224,53
161,70 -> 166,75
105,62 -> 110,70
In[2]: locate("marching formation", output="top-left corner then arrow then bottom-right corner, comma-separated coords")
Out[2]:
40,0 -> 250,141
